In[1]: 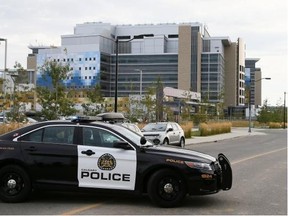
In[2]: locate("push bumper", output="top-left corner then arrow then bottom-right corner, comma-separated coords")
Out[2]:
218,153 -> 233,190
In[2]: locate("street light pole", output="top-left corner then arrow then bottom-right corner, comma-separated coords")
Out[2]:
248,77 -> 271,133
0,38 -> 7,121
114,34 -> 153,113
134,69 -> 142,98
114,38 -> 119,112
0,38 -> 7,94
284,91 -> 286,129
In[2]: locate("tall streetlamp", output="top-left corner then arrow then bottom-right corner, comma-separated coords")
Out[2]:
114,34 -> 153,112
0,38 -> 7,94
0,38 -> 7,121
284,92 -> 286,129
134,69 -> 143,98
248,77 -> 271,132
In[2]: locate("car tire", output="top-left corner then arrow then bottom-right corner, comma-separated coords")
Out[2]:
163,138 -> 169,145
0,165 -> 32,203
179,137 -> 185,148
147,169 -> 187,207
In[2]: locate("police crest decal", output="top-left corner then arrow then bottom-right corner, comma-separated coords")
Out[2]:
97,153 -> 116,170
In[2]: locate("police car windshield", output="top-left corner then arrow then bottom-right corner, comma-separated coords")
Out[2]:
112,124 -> 153,146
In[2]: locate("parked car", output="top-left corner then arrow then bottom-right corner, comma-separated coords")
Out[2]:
96,112 -> 143,136
0,114 -> 232,207
141,122 -> 185,147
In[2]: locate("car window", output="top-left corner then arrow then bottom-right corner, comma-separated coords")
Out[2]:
20,126 -> 75,144
82,127 -> 123,148
20,129 -> 43,142
172,123 -> 178,131
142,123 -> 167,132
43,126 -> 75,144
166,123 -> 173,131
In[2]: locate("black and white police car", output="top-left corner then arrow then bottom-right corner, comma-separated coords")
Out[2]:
0,113 -> 232,207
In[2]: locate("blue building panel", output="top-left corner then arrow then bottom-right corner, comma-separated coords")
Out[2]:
36,51 -> 101,89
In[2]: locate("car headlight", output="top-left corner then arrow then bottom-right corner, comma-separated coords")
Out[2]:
184,161 -> 212,171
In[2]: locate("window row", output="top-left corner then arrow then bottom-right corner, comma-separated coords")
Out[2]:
19,125 -> 123,148
66,76 -> 96,80
79,66 -> 97,71
52,57 -> 97,63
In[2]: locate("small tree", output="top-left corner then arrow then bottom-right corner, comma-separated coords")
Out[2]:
141,86 -> 156,122
37,59 -> 76,120
6,62 -> 33,122
81,84 -> 104,116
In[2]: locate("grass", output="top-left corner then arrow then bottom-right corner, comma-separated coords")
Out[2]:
199,122 -> 232,136
180,121 -> 193,138
0,122 -> 27,135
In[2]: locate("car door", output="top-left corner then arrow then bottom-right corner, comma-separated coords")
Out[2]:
166,123 -> 176,144
171,123 -> 181,143
77,126 -> 137,190
18,125 -> 78,186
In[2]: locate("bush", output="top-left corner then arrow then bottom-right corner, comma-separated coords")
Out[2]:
231,120 -> 249,127
180,121 -> 193,138
199,122 -> 231,136
268,122 -> 283,129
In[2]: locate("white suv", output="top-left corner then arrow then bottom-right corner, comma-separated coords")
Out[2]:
141,122 -> 185,147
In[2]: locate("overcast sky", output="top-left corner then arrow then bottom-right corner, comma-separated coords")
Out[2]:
0,0 -> 287,106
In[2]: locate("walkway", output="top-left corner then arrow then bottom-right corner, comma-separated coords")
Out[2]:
186,127 -> 267,145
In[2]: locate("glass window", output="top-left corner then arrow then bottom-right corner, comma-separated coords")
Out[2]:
43,126 -> 74,144
20,126 -> 75,144
20,129 -> 43,142
82,127 -> 123,148
171,124 -> 178,131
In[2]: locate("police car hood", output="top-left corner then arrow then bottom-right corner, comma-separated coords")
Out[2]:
144,146 -> 216,163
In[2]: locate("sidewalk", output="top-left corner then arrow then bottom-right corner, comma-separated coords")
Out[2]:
186,127 -> 267,145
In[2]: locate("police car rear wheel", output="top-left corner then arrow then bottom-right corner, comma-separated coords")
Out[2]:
0,165 -> 31,203
147,169 -> 186,207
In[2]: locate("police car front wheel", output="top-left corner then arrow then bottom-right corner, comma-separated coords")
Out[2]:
147,169 -> 187,207
0,165 -> 31,203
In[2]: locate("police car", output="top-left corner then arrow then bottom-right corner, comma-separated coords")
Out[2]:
0,113 -> 232,207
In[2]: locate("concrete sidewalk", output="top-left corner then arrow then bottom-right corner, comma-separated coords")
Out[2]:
186,127 -> 267,145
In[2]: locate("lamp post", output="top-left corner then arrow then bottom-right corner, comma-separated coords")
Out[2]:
114,34 -> 153,112
0,38 -> 7,121
284,91 -> 286,129
0,38 -> 7,94
134,69 -> 143,98
248,77 -> 271,132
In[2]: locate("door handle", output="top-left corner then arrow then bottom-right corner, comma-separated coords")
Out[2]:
25,146 -> 37,152
81,150 -> 95,156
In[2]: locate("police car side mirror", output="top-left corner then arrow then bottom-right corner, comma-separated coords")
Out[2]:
140,136 -> 147,145
113,141 -> 133,150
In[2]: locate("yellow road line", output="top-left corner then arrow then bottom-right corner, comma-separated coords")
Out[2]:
60,202 -> 103,215
231,147 -> 287,165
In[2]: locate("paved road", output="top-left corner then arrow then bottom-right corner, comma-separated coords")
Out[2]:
0,128 -> 286,215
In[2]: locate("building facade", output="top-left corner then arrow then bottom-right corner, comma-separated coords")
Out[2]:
27,22 -> 246,109
245,58 -> 262,107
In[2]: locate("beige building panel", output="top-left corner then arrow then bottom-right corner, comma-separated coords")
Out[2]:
196,32 -> 202,93
178,25 -> 191,91
255,70 -> 262,106
224,43 -> 237,107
